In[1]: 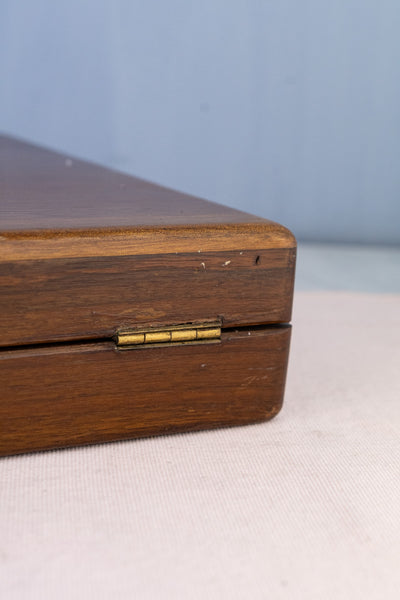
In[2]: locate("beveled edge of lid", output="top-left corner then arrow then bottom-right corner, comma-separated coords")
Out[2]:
1,221 -> 296,262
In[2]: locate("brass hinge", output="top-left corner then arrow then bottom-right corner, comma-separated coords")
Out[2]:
115,321 -> 221,350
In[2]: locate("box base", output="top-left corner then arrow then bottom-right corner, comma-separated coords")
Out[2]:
0,326 -> 291,456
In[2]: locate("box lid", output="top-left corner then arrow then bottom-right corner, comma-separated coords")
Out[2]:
0,135 -> 296,347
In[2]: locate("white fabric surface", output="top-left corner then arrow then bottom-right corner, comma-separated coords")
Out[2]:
1,291 -> 400,599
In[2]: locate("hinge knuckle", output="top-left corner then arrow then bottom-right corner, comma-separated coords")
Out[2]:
116,322 -> 221,350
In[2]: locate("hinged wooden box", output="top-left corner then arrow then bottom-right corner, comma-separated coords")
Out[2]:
0,136 -> 296,456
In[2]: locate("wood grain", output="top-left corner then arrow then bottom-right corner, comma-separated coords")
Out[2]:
0,224 -> 295,262
0,136 -> 296,346
0,135 -> 284,231
0,247 -> 295,347
0,326 -> 291,456
0,136 -> 295,260
0,136 -> 295,456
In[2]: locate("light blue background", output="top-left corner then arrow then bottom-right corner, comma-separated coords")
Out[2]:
1,1 -> 400,243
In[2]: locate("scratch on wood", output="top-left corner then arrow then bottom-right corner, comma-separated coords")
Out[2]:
240,375 -> 259,387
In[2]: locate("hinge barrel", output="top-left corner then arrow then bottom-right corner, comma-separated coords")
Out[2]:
116,322 -> 221,349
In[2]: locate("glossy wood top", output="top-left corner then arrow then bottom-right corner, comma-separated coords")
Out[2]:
1,135 -> 268,232
0,136 -> 295,261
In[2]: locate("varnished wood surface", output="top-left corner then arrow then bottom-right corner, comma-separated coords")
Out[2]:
1,135 -> 275,231
0,136 -> 295,261
0,224 -> 295,262
0,326 -> 291,456
0,247 -> 295,347
1,136 -> 296,346
0,137 -> 295,455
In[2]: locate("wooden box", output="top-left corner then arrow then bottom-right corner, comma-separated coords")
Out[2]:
0,136 -> 296,456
